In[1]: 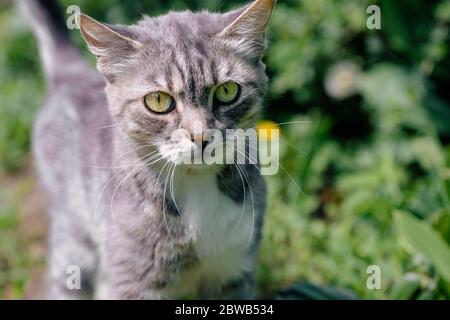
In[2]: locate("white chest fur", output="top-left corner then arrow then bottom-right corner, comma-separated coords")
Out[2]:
169,169 -> 254,295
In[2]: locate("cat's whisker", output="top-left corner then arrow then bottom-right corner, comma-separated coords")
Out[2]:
109,153 -> 166,225
236,162 -> 256,249
152,148 -> 181,196
86,149 -> 160,170
98,144 -> 172,219
95,147 -> 158,188
233,160 -> 247,230
95,123 -> 121,130
231,147 -> 256,247
169,163 -> 182,218
232,135 -> 305,156
110,152 -> 167,225
209,138 -> 304,204
110,161 -> 148,226
85,144 -> 158,169
244,142 -> 305,197
274,120 -> 312,126
162,162 -> 177,243
212,138 -> 296,161
93,150 -> 161,222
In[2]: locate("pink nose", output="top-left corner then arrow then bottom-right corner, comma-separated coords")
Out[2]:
190,133 -> 208,150
191,133 -> 205,143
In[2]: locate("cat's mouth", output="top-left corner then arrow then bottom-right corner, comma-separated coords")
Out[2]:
157,126 -> 261,171
159,141 -> 214,167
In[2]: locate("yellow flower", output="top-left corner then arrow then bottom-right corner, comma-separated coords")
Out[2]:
256,120 -> 280,141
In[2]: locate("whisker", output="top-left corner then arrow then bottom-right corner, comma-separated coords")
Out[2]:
233,160 -> 247,230
238,144 -> 306,198
85,150 -> 160,169
231,149 -> 256,248
84,143 -> 158,169
162,162 -> 176,242
92,150 -> 160,222
169,163 -> 182,217
154,157 -> 171,196
237,162 -> 255,248
110,153 -> 165,225
274,120 -> 312,126
95,123 -> 121,130
232,136 -> 305,156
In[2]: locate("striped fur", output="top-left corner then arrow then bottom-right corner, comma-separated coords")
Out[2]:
25,0 -> 275,299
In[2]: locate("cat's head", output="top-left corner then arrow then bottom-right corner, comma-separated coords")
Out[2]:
79,0 -> 276,171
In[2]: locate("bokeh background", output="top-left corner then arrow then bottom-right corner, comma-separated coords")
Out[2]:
1,0 -> 450,299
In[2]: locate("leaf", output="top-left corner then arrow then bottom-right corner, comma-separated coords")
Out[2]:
389,273 -> 421,300
274,282 -> 358,300
394,211 -> 450,283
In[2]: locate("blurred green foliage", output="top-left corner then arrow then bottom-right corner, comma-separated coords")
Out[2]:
1,0 -> 450,299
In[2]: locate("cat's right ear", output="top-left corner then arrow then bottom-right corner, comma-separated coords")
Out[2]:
78,14 -> 142,77
217,0 -> 276,60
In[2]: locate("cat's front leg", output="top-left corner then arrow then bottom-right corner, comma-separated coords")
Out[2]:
212,272 -> 256,300
99,266 -> 169,300
100,227 -> 181,300
102,282 -> 165,300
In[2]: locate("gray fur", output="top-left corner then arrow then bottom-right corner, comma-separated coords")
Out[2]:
23,0 -> 275,299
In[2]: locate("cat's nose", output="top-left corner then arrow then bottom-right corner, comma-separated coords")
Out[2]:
191,133 -> 208,150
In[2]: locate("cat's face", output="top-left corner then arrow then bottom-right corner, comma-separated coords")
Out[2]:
80,0 -> 275,170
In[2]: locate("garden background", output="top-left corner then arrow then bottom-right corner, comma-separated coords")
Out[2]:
1,0 -> 450,299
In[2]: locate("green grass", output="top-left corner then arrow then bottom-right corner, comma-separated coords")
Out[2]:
0,172 -> 45,299
257,120 -> 450,299
0,8 -> 43,173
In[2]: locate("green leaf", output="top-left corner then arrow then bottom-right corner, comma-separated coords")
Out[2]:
389,273 -> 421,300
394,211 -> 450,283
274,282 -> 358,300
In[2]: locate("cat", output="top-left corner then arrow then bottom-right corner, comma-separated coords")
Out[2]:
19,0 -> 275,299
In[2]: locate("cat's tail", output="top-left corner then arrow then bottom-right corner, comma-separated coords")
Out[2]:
17,0 -> 84,86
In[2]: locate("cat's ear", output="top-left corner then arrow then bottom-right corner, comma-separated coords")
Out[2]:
78,14 -> 142,77
218,0 -> 276,59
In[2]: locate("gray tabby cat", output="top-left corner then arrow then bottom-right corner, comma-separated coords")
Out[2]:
20,0 -> 275,299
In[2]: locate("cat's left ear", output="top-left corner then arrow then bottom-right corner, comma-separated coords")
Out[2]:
78,14 -> 142,78
217,0 -> 276,60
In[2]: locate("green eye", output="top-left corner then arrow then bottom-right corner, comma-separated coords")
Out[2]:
144,92 -> 175,113
214,81 -> 240,105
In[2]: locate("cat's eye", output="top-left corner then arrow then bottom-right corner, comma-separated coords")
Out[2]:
144,91 -> 175,114
213,81 -> 240,105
